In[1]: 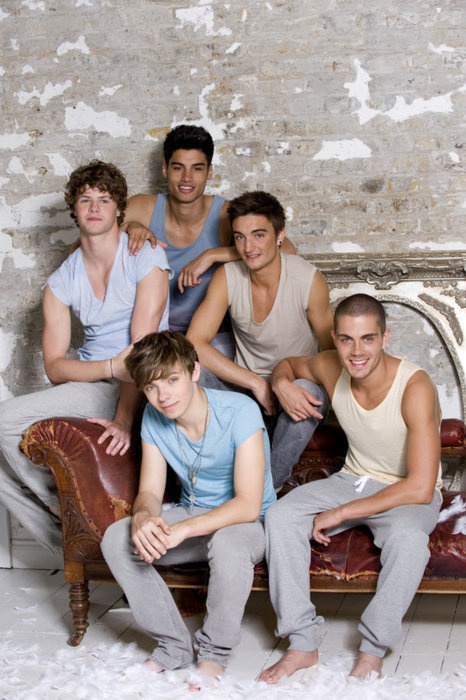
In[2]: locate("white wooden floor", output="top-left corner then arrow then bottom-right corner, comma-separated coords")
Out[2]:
0,566 -> 464,692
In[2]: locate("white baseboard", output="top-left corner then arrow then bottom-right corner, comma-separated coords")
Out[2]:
0,505 -> 12,568
11,540 -> 63,570
0,512 -> 63,570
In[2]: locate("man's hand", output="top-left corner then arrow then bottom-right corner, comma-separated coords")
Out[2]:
132,515 -> 172,563
126,222 -> 167,255
110,344 -> 137,383
312,507 -> 345,546
87,417 -> 131,456
251,375 -> 277,416
274,380 -> 324,422
177,251 -> 212,292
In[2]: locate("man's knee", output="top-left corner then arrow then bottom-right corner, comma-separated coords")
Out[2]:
264,497 -> 295,533
101,517 -> 131,565
293,379 -> 329,415
209,523 -> 264,565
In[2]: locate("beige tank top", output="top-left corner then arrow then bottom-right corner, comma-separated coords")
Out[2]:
334,358 -> 442,489
224,253 -> 319,378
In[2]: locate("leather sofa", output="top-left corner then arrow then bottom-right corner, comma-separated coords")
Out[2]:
20,416 -> 466,647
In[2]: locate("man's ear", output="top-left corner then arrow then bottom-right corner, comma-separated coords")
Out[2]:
162,162 -> 168,179
192,361 -> 201,382
277,228 -> 286,246
382,329 -> 391,349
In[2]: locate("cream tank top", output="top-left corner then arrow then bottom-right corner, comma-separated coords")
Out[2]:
334,358 -> 442,489
224,253 -> 319,378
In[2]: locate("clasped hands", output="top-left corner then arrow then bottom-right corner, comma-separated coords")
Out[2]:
132,515 -> 187,564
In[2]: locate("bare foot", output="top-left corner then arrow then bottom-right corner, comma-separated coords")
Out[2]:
188,661 -> 225,692
349,652 -> 383,679
174,588 -> 207,617
144,658 -> 164,673
258,649 -> 318,684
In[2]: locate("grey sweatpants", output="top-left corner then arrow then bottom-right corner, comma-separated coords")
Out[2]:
264,471 -> 442,658
101,508 -> 265,670
0,379 -> 120,554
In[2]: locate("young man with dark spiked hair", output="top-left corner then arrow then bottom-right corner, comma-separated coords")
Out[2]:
122,125 -> 295,357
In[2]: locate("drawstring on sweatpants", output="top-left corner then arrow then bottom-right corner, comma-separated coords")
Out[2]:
354,475 -> 372,493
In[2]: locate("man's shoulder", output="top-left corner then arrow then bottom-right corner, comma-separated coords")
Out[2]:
224,259 -> 246,275
119,231 -> 169,266
207,388 -> 259,412
283,253 -> 316,274
48,245 -> 82,279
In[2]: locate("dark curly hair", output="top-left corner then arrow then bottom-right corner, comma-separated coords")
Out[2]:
64,160 -> 127,226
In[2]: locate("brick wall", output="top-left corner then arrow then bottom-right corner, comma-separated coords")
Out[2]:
1,0 -> 465,413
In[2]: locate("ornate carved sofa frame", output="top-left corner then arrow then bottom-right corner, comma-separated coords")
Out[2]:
21,415 -> 466,647
20,251 -> 466,647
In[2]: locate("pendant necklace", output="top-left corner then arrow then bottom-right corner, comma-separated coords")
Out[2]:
174,396 -> 210,512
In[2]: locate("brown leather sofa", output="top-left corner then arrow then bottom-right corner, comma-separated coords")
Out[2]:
21,416 -> 466,647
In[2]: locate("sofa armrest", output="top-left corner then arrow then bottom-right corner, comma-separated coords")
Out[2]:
21,417 -> 141,539
440,418 -> 466,452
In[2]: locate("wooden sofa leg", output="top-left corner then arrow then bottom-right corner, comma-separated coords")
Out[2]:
67,581 -> 90,647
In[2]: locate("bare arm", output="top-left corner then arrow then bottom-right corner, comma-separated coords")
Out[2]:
131,440 -> 171,562
312,370 -> 441,545
187,268 -> 276,414
42,286 -> 113,384
271,351 -> 341,421
177,200 -> 236,291
306,269 -> 334,351
133,430 -> 266,563
90,266 -> 170,453
177,202 -> 296,291
122,193 -> 166,254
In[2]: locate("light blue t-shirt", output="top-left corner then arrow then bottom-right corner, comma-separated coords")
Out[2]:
46,232 -> 172,360
141,388 -> 276,519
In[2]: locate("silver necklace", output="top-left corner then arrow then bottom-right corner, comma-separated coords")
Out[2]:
174,398 -> 210,512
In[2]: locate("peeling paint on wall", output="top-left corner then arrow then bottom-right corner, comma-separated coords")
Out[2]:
345,59 -> 466,125
313,139 -> 372,161
0,133 -> 30,150
0,232 -> 35,273
56,35 -> 90,56
175,5 -> 231,36
16,81 -> 72,106
64,102 -> 131,138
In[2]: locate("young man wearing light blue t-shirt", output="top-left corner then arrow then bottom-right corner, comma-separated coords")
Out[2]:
0,160 -> 171,555
101,331 -> 276,691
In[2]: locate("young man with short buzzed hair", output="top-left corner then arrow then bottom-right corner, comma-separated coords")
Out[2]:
260,293 -> 442,682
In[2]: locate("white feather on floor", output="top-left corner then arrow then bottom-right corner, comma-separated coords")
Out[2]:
1,639 -> 465,700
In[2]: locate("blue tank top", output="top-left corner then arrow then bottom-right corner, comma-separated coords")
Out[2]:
149,193 -> 225,332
